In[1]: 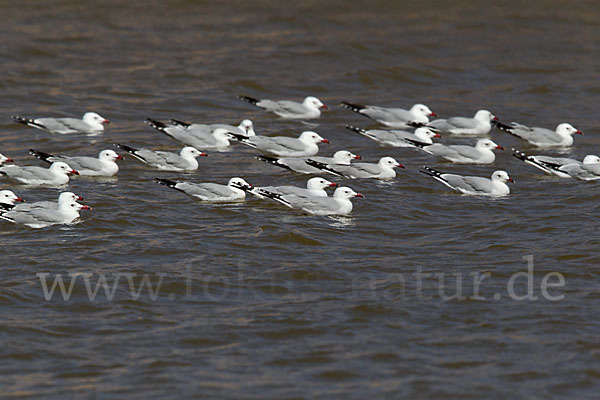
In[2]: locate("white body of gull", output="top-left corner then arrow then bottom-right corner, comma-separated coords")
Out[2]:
29,149 -> 122,177
238,95 -> 327,119
228,131 -> 329,157
345,125 -> 440,148
421,166 -> 513,197
155,177 -> 253,202
494,121 -> 582,147
116,144 -> 206,172
0,162 -> 78,186
258,186 -> 364,216
306,157 -> 404,179
341,101 -> 436,129
12,112 -> 109,134
256,150 -> 361,175
425,110 -> 497,135
0,201 -> 91,228
251,177 -> 337,199
407,139 -> 503,164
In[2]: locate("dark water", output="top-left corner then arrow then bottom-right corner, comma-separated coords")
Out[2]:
1,1 -> 599,398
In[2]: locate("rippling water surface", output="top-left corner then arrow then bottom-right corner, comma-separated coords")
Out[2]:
1,1 -> 599,398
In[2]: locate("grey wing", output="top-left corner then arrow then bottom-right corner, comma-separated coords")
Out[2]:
9,208 -> 63,226
445,117 -> 478,130
272,100 -> 306,115
288,195 -> 339,214
254,137 -> 305,153
426,119 -> 453,131
1,166 -> 51,181
187,124 -> 213,135
149,151 -> 188,169
255,99 -> 282,111
33,118 -> 77,133
56,118 -> 95,133
14,201 -> 58,211
533,156 -> 578,166
513,127 -> 561,143
177,182 -> 232,199
161,126 -> 217,147
66,156 -> 104,172
279,158 -> 321,174
209,123 -> 241,134
265,186 -> 311,197
362,107 -> 410,123
329,163 -> 380,178
560,163 -> 600,179
444,175 -> 494,193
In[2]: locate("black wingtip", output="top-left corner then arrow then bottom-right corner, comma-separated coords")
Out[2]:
154,178 -> 178,188
345,125 -> 366,135
340,101 -> 365,112
29,149 -> 54,163
238,95 -> 260,105
115,143 -> 137,153
511,148 -> 528,161
145,118 -> 167,129
492,120 -> 514,133
419,165 -> 443,179
170,119 -> 190,128
402,137 -> 427,148
227,131 -> 248,142
256,188 -> 292,206
407,121 -> 427,128
305,159 -> 345,177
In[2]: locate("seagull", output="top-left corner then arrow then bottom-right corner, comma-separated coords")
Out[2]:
250,177 -> 338,199
29,149 -> 122,177
256,150 -> 361,175
257,186 -> 364,216
306,156 -> 404,179
0,190 -> 25,208
228,131 -> 329,157
146,118 -> 232,151
0,201 -> 91,228
420,166 -> 513,197
167,118 -> 256,137
12,112 -> 110,134
0,153 -> 14,166
407,138 -> 503,164
155,177 -> 253,202
424,110 -> 497,135
493,121 -> 582,147
345,125 -> 441,148
238,95 -> 327,119
513,149 -> 600,180
116,144 -> 207,171
340,101 -> 436,128
0,162 -> 78,185
9,191 -> 83,211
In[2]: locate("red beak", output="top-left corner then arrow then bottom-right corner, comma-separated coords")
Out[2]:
575,130 -> 583,135
507,178 -> 515,183
77,195 -> 84,201
103,119 -> 110,124
496,145 -> 504,150
5,158 -> 14,163
396,163 -> 405,169
493,116 -> 499,121
321,139 -> 330,144
353,154 -> 362,160
16,197 -> 25,202
329,182 -> 338,187
429,112 -> 437,117
433,133 -> 441,138
355,193 -> 365,198
320,104 -> 328,110
115,155 -> 124,160
70,169 -> 80,175
199,152 -> 208,156
80,205 -> 92,210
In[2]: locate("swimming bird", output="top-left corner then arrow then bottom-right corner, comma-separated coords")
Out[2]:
306,157 -> 404,179
0,201 -> 91,228
8,191 -> 83,211
341,102 -> 436,129
256,150 -> 361,175
155,177 -> 252,202
29,149 -> 122,177
0,162 -> 78,186
345,125 -> 440,148
228,131 -> 329,157
116,144 -> 206,171
12,112 -> 110,134
424,110 -> 497,135
250,177 -> 337,199
146,118 -> 233,151
257,186 -> 364,216
494,121 -> 582,147
238,95 -> 327,119
420,166 -> 513,197
167,118 -> 256,137
407,138 -> 503,164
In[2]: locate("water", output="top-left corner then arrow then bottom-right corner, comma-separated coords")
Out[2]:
1,1 -> 599,398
